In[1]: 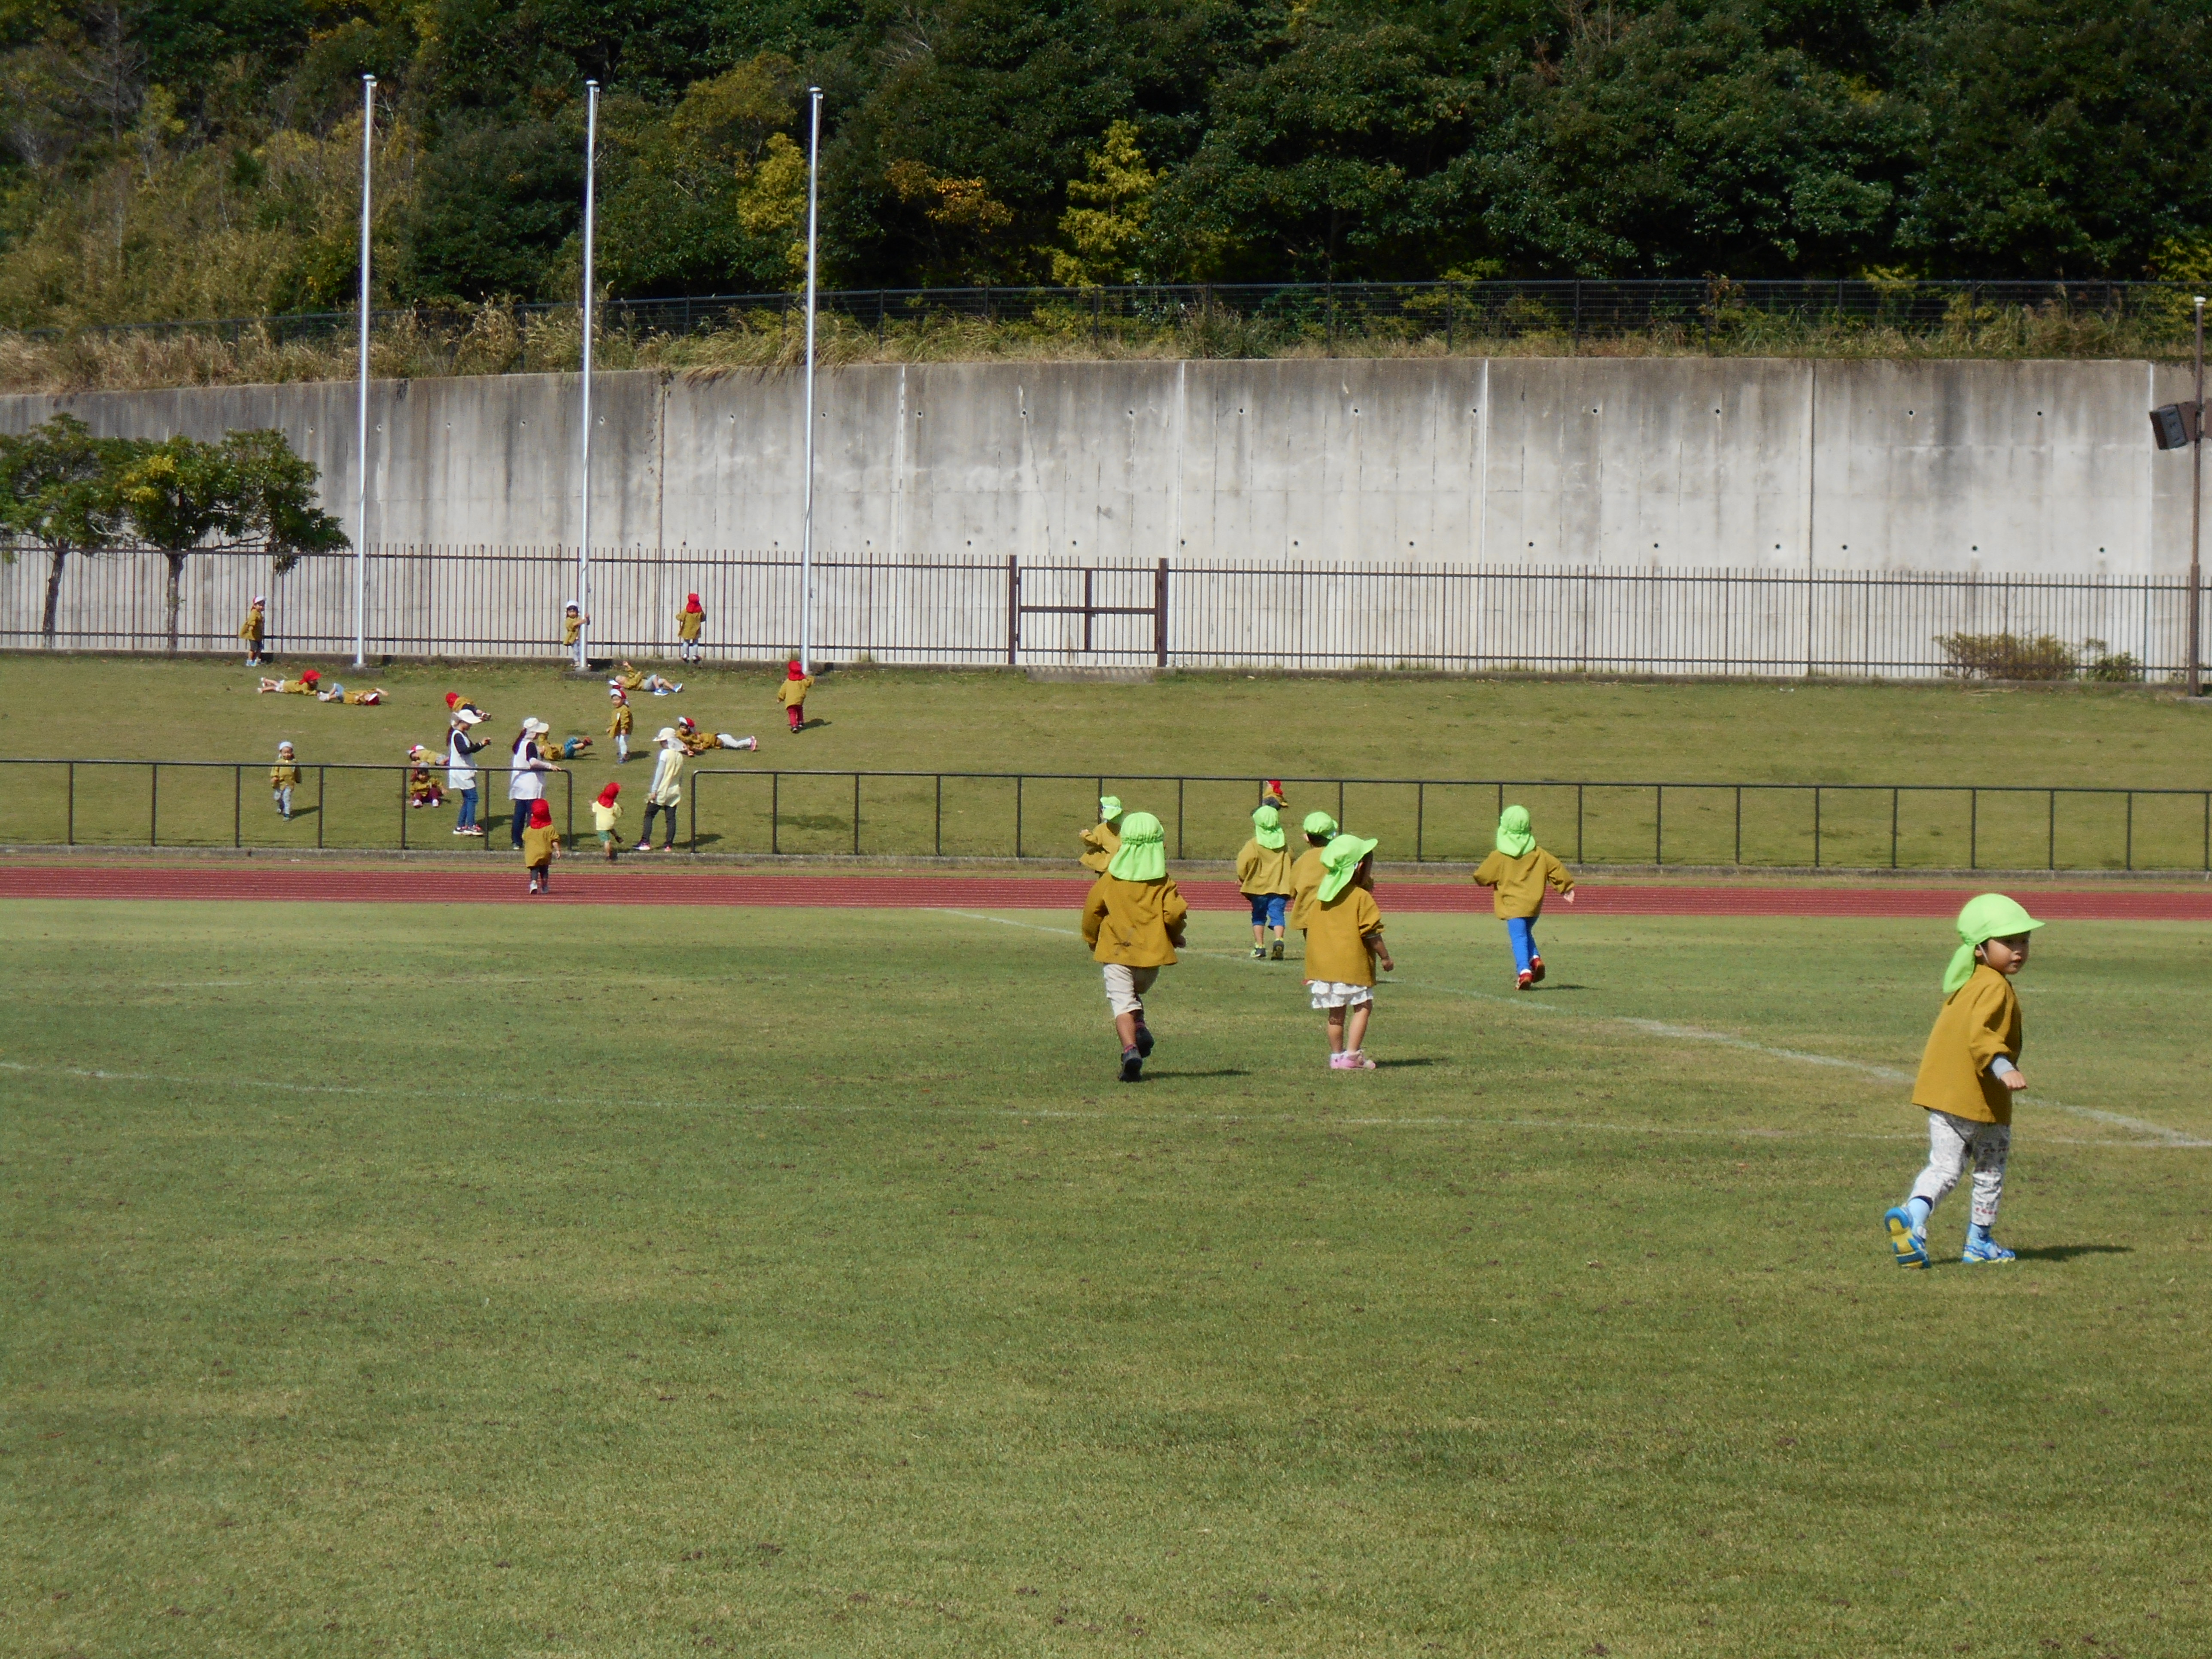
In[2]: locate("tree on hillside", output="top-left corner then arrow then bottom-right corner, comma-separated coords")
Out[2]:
0,414 -> 137,645
112,428 -> 347,652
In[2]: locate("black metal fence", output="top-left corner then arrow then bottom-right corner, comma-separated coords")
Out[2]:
15,278 -> 2210,359
7,760 -> 2208,872
5,547 -> 2203,678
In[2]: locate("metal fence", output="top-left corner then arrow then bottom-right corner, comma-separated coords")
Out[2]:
15,278 -> 2208,359
6,760 -> 2209,872
3,545 -> 2203,678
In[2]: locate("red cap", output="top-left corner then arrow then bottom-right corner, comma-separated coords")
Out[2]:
301,668 -> 320,683
445,692 -> 460,708
787,660 -> 806,679
529,799 -> 553,827
686,592 -> 702,610
596,781 -> 620,805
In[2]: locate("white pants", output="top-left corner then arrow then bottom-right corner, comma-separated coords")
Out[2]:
1102,963 -> 1159,1018
1910,1110 -> 2011,1228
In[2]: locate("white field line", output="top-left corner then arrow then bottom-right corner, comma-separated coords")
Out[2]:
932,909 -> 2212,1150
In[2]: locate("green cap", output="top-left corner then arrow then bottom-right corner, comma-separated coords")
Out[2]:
1251,804 -> 1285,850
1302,810 -> 1338,839
1318,833 -> 1378,903
1495,804 -> 1535,857
1106,811 -> 1167,881
1943,892 -> 2044,994
1099,796 -> 1124,823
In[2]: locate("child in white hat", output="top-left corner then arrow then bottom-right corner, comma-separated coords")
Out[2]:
270,742 -> 298,820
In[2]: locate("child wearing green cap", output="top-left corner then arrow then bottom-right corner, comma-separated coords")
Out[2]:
1288,810 -> 1339,934
1079,796 -> 1124,875
1472,804 -> 1575,989
1080,811 -> 1188,1083
1237,805 -> 1297,960
1883,893 -> 2044,1268
1306,833 -> 1395,1070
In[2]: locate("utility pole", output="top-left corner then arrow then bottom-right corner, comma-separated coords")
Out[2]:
799,85 -> 822,674
577,79 -> 599,672
353,73 -> 374,670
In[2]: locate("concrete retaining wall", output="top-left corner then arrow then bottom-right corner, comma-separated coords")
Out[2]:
0,357 -> 2194,576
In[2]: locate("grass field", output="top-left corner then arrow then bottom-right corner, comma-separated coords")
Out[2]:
4,898 -> 2209,1656
4,656 -> 2212,868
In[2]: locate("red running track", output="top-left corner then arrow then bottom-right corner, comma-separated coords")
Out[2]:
3,866 -> 2211,918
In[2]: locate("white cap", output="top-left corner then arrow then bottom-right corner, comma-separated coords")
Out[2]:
523,717 -> 549,734
453,708 -> 483,726
655,726 -> 678,744
252,594 -> 266,605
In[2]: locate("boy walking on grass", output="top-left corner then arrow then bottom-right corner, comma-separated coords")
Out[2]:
1080,811 -> 1186,1084
608,688 -> 634,762
592,781 -> 623,861
1237,804 -> 1296,959
1472,805 -> 1574,988
1288,810 -> 1337,933
1885,894 -> 2043,1267
1305,833 -> 1393,1069
778,660 -> 815,732
1079,796 -> 1124,873
270,742 -> 298,819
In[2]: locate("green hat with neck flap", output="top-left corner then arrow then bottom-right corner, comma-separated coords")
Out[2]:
1106,811 -> 1167,881
1318,833 -> 1378,902
1302,810 -> 1338,839
1251,805 -> 1285,850
1495,805 -> 1536,857
1943,892 -> 2043,994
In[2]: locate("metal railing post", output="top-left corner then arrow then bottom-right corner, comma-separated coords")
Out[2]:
399,765 -> 408,850
234,766 -> 243,848
565,771 -> 574,848
150,763 -> 158,847
1176,778 -> 1185,859
1654,784 -> 1663,866
854,773 -> 862,856
2126,792 -> 2134,871
771,772 -> 780,854
1969,788 -> 1977,870
317,767 -> 326,849
935,775 -> 943,857
2048,790 -> 2057,871
1812,786 -> 1821,869
66,762 -> 74,845
1891,788 -> 1899,869
1577,784 -> 1585,862
1013,775 -> 1022,859
1415,781 -> 1425,862
1734,784 -> 1743,864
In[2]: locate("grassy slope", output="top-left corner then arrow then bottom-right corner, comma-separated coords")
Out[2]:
2,901 -> 2208,1656
4,656 -> 2209,866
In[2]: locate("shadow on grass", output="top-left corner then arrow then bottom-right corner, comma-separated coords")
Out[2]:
2010,1243 -> 2134,1263
1371,1057 -> 1438,1069
1143,1068 -> 1252,1081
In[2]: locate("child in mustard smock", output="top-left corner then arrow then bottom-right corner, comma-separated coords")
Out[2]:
1287,810 -> 1337,933
1883,894 -> 2042,1268
270,741 -> 299,819
1080,811 -> 1187,1084
522,799 -> 561,894
1079,796 -> 1124,874
778,661 -> 814,732
1472,804 -> 1574,989
1304,833 -> 1393,1070
1236,804 -> 1296,960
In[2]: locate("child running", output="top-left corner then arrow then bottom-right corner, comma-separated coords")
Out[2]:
591,781 -> 623,861
1288,810 -> 1338,933
677,593 -> 705,663
1080,811 -> 1186,1083
608,687 -> 634,762
1237,804 -> 1296,960
777,660 -> 814,733
1305,833 -> 1393,1069
1884,894 -> 2044,1268
522,799 -> 560,894
1472,804 -> 1574,989
1079,795 -> 1124,873
270,742 -> 299,819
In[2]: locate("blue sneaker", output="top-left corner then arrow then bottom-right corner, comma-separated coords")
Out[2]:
1962,1231 -> 2016,1264
1883,1206 -> 1928,1268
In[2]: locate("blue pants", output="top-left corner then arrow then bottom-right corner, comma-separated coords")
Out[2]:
455,787 -> 479,831
1249,893 -> 1288,928
1505,915 -> 1540,974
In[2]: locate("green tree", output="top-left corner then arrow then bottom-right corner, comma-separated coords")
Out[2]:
1049,119 -> 1158,284
0,413 -> 137,645
114,428 -> 346,653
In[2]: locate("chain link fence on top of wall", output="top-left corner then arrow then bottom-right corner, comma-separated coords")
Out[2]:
14,278 -> 2212,366
2,545 -> 2203,680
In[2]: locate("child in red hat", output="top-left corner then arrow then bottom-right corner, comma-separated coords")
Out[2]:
778,660 -> 814,733
591,781 -> 623,861
522,799 -> 560,894
677,593 -> 705,664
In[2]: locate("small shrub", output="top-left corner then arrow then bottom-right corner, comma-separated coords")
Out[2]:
2080,638 -> 2144,682
1936,631 -> 2078,681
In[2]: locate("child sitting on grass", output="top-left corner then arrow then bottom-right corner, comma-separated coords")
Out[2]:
1472,804 -> 1575,989
1237,804 -> 1296,960
1079,796 -> 1123,873
591,781 -> 623,861
404,746 -> 446,808
522,799 -> 561,894
1288,810 -> 1337,933
1080,811 -> 1186,1084
270,742 -> 299,819
1884,894 -> 2044,1268
258,668 -> 319,694
1305,833 -> 1394,1070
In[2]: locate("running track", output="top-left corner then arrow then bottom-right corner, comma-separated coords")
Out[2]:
3,866 -> 2211,918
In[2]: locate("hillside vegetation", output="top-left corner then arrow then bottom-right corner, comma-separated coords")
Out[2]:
4,0 -> 2212,332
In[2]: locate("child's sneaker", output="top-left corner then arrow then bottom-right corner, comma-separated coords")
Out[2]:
672,683 -> 683,693
1516,969 -> 1534,990
1343,1049 -> 1376,1070
1118,1047 -> 1143,1083
1328,1051 -> 1358,1070
1269,940 -> 1285,960
1882,1206 -> 1928,1268
1962,1230 -> 2016,1264
1133,1022 -> 1155,1058
1250,944 -> 1267,959
1529,956 -> 1546,984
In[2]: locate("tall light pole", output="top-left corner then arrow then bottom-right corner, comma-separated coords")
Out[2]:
576,79 -> 599,672
799,85 -> 822,674
2192,295 -> 2204,697
353,73 -> 375,670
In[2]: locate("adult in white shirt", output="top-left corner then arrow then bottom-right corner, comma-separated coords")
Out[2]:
447,707 -> 489,836
637,727 -> 684,851
507,717 -> 563,849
